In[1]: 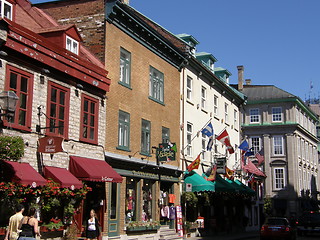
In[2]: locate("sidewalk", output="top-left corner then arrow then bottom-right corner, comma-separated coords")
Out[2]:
185,230 -> 259,240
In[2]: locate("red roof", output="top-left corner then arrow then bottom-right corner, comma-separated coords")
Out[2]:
3,161 -> 47,187
69,156 -> 122,183
43,166 -> 83,189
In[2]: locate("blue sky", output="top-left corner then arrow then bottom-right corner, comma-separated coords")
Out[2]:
31,0 -> 320,101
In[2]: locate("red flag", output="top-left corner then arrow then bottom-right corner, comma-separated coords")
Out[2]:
243,159 -> 266,177
204,165 -> 217,181
255,148 -> 265,166
187,154 -> 201,172
216,129 -> 234,154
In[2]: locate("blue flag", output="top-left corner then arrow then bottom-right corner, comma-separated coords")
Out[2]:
207,136 -> 213,151
238,140 -> 249,152
244,148 -> 254,156
201,122 -> 214,137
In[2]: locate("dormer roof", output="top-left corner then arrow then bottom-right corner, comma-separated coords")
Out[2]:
175,33 -> 199,47
195,52 -> 218,63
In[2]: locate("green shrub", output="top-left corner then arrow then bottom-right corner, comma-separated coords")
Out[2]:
0,136 -> 24,161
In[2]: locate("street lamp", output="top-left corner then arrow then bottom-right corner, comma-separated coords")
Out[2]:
0,91 -> 19,119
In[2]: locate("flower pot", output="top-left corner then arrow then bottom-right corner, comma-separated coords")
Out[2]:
0,228 -> 6,235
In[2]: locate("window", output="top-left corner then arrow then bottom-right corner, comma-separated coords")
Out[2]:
273,135 -> 284,155
201,133 -> 206,159
149,66 -> 164,103
186,122 -> 193,156
234,110 -> 238,128
80,94 -> 99,144
201,86 -> 206,109
142,179 -> 154,221
118,110 -> 130,150
5,65 -> 33,131
162,127 -> 170,143
47,82 -> 70,137
0,0 -> 12,20
272,107 -> 282,122
141,119 -> 150,155
120,48 -> 131,86
186,76 -> 192,101
213,95 -> 218,116
250,137 -> 261,154
224,103 -> 229,123
66,36 -> 79,55
125,178 -> 138,223
274,167 -> 285,190
249,108 -> 260,123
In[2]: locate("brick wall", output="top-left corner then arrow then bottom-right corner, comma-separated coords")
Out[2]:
38,0 -> 106,62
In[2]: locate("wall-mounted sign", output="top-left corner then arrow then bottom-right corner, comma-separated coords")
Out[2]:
216,157 -> 226,174
156,142 -> 176,162
37,136 -> 64,153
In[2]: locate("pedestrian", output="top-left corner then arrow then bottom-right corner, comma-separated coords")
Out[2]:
86,209 -> 100,240
18,207 -> 40,240
4,204 -> 25,240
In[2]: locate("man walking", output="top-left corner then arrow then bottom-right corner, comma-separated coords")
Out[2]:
4,204 -> 25,240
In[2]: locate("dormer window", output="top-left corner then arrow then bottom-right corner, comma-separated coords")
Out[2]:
0,0 -> 12,20
66,36 -> 79,55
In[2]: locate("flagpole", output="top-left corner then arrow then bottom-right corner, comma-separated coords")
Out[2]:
183,118 -> 212,151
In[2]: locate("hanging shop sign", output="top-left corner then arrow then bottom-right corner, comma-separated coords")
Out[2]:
216,157 -> 226,174
37,136 -> 64,153
156,142 -> 176,162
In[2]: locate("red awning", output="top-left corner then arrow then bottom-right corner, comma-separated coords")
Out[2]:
3,161 -> 47,187
43,166 -> 83,189
69,156 -> 122,183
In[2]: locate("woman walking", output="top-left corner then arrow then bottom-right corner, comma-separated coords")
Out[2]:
86,209 -> 100,240
18,207 -> 40,240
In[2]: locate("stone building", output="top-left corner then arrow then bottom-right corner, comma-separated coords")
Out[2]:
0,0 -> 118,232
36,0 -> 186,239
232,67 -> 319,218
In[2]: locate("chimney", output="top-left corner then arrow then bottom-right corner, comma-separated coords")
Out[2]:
237,65 -> 244,91
245,79 -> 252,85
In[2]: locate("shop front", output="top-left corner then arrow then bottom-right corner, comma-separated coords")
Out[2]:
105,152 -> 181,238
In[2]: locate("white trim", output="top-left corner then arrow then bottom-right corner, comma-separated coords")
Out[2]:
273,167 -> 286,190
66,35 -> 79,55
1,0 -> 12,20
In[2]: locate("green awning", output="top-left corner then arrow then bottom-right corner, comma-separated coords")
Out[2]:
184,171 -> 215,192
235,179 -> 256,196
212,174 -> 237,193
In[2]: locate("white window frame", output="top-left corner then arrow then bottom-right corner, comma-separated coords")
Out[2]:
149,66 -> 164,103
186,122 -> 193,157
186,76 -> 192,101
66,36 -> 79,55
249,108 -> 260,123
272,107 -> 282,122
213,95 -> 218,116
118,110 -> 130,149
273,167 -> 286,190
201,86 -> 206,109
250,137 -> 261,154
234,109 -> 238,129
273,135 -> 284,155
225,103 -> 229,123
201,133 -> 206,159
120,47 -> 131,86
1,0 -> 12,20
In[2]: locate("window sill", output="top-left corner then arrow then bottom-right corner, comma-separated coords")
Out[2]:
186,99 -> 194,106
140,152 -> 152,157
116,146 -> 131,152
201,108 -> 208,114
118,81 -> 132,90
148,96 -> 165,106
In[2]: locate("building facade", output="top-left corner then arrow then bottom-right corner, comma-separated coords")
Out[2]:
36,0 -> 186,239
233,69 -> 319,218
0,0 -> 118,233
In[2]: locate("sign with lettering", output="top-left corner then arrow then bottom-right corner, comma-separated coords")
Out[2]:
157,142 -> 176,162
37,136 -> 64,153
216,157 -> 226,174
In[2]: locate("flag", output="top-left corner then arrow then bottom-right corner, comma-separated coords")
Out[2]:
216,129 -> 234,154
204,165 -> 217,181
248,173 -> 254,183
244,148 -> 254,157
206,136 -> 213,151
187,154 -> 201,172
256,148 -> 265,166
225,166 -> 234,180
238,140 -> 249,153
168,141 -> 177,152
201,122 -> 214,137
243,159 -> 266,177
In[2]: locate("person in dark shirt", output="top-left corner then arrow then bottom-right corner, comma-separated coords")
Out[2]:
86,209 -> 100,240
18,208 -> 40,240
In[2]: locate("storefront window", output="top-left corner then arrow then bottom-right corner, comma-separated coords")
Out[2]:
126,178 -> 138,223
159,182 -> 175,226
142,179 -> 154,221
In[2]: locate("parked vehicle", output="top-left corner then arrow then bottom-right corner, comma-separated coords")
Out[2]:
260,217 -> 296,240
296,211 -> 320,236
